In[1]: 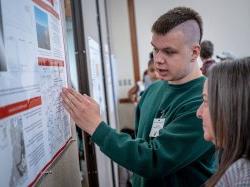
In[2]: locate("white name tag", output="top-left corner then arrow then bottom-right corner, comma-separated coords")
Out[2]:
149,118 -> 165,137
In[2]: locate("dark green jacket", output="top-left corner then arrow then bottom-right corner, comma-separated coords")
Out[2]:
92,77 -> 216,187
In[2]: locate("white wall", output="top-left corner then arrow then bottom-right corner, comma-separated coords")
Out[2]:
107,0 -> 250,98
107,0 -> 134,98
135,0 -> 250,72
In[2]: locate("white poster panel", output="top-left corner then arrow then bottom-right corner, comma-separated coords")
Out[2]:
88,37 -> 106,113
0,0 -> 72,186
103,45 -> 117,128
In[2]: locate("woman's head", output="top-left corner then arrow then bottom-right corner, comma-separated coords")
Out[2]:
147,59 -> 157,81
197,57 -> 250,186
208,57 -> 250,152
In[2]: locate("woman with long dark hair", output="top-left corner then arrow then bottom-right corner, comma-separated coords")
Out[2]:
197,57 -> 250,186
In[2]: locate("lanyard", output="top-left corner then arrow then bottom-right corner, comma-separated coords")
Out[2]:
159,109 -> 166,118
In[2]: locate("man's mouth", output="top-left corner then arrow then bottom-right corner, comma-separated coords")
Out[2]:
157,69 -> 169,75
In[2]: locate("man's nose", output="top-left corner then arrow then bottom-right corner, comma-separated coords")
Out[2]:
154,51 -> 164,64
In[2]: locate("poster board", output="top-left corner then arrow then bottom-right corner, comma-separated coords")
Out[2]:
0,0 -> 72,186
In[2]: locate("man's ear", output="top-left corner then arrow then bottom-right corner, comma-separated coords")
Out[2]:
191,44 -> 200,62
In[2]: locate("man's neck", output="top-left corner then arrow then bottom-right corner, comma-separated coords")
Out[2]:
169,63 -> 202,85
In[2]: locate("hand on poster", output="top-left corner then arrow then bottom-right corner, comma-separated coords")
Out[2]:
61,88 -> 101,135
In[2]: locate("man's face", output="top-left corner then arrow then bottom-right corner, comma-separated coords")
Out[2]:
151,30 -> 194,84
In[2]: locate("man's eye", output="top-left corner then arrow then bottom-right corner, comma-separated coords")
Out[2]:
164,50 -> 176,55
153,48 -> 159,53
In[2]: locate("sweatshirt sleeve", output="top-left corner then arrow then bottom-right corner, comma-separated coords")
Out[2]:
91,100 -> 213,179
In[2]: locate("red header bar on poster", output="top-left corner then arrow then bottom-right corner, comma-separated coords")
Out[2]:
0,96 -> 42,119
33,0 -> 59,19
38,57 -> 64,67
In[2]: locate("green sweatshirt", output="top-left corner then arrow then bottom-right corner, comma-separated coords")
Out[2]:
91,77 -> 216,187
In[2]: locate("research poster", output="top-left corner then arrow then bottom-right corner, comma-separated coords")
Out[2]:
0,0 -> 72,186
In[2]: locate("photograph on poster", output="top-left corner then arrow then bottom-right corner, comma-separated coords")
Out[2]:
0,1 -> 7,72
9,117 -> 28,187
34,6 -> 51,50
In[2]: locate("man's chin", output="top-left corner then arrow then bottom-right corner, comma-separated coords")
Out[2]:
158,75 -> 171,81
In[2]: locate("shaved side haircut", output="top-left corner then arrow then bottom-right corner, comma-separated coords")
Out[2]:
152,7 -> 203,44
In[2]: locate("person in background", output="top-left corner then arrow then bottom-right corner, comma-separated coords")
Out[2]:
128,52 -> 157,103
61,7 -> 216,187
197,57 -> 250,186
127,77 -> 144,104
144,52 -> 158,89
143,60 -> 157,89
200,40 -> 216,76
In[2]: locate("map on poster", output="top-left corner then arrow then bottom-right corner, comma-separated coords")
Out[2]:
0,0 -> 72,186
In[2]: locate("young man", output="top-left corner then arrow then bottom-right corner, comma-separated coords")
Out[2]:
61,7 -> 216,187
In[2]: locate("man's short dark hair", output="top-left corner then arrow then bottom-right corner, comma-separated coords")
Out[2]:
151,7 -> 203,43
200,40 -> 214,59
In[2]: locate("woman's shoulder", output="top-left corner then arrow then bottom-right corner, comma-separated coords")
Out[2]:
230,158 -> 250,168
216,158 -> 250,186
227,158 -> 250,175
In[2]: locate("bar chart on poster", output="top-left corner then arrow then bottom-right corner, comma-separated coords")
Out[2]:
0,0 -> 72,186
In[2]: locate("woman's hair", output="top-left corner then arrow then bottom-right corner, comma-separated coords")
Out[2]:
205,57 -> 250,186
